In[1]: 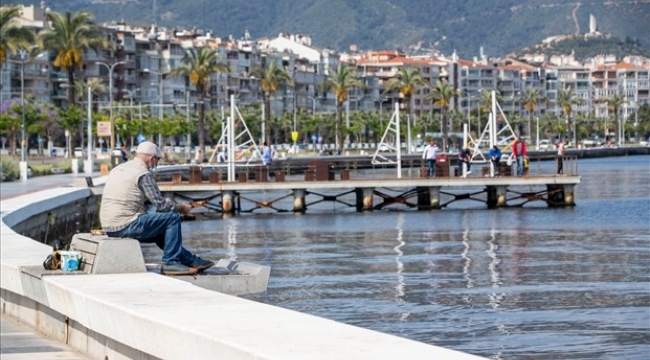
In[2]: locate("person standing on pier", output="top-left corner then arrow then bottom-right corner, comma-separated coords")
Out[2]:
459,147 -> 472,177
262,142 -> 272,166
488,145 -> 501,176
422,139 -> 439,177
99,141 -> 214,276
512,137 -> 528,177
556,140 -> 566,174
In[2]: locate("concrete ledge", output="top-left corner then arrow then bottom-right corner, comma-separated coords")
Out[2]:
1,178 -> 487,360
149,259 -> 271,295
42,273 -> 485,360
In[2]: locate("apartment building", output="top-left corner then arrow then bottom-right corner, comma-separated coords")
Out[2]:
2,4 -> 648,138
354,50 -> 446,117
591,62 -> 650,122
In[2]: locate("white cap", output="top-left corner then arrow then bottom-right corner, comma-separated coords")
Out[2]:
136,141 -> 163,158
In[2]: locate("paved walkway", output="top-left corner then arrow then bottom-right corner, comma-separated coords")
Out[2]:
0,314 -> 88,360
0,172 -> 98,199
1,173 -> 95,360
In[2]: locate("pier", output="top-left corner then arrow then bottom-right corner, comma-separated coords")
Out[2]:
1,174 -> 488,360
155,155 -> 581,214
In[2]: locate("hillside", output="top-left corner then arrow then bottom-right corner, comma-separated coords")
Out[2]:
8,0 -> 650,57
516,33 -> 650,62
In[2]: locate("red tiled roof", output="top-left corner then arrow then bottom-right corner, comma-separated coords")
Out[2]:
457,59 -> 491,68
595,61 -> 648,71
357,56 -> 434,66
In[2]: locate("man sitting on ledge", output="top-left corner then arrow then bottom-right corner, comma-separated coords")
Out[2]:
99,141 -> 214,276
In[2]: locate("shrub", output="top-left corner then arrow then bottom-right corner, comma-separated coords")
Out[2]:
0,156 -> 19,182
30,163 -> 53,177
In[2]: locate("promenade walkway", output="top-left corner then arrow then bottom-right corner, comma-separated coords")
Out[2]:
0,172 -> 98,199
1,173 -> 93,360
0,315 -> 88,360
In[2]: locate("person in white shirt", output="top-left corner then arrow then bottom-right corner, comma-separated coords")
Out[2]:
422,139 -> 440,177
262,142 -> 272,166
557,140 -> 566,174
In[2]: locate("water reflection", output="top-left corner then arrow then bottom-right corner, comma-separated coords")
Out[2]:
393,213 -> 408,321
171,156 -> 650,360
226,220 -> 238,260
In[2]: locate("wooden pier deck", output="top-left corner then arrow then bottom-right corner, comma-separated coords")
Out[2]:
155,157 -> 581,214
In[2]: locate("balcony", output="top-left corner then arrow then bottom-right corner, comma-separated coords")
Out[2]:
50,89 -> 67,98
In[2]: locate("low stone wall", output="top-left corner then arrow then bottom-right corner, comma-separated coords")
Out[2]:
0,182 -> 487,360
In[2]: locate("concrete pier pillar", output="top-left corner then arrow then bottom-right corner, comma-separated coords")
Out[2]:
487,186 -> 508,208
416,187 -> 442,210
563,184 -> 575,206
417,188 -> 430,210
547,184 -> 574,207
427,187 -> 441,209
293,189 -> 306,213
355,188 -> 374,212
222,191 -> 235,214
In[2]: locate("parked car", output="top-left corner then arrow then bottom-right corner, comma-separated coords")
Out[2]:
538,140 -> 552,150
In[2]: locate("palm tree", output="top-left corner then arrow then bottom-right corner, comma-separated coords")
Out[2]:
557,88 -> 585,145
0,6 -> 35,68
427,79 -> 459,151
477,89 -> 504,128
605,93 -> 627,145
384,67 -> 427,118
519,89 -> 547,140
37,10 -> 111,108
169,46 -> 230,153
249,61 -> 293,144
322,63 -> 364,155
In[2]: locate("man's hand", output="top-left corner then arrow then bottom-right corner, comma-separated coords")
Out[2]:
174,202 -> 192,214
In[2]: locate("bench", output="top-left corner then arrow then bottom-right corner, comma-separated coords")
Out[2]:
69,233 -> 147,274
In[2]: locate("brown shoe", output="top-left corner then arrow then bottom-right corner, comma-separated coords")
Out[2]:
161,263 -> 198,276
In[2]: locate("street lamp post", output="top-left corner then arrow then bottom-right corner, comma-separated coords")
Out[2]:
121,89 -> 141,148
85,85 -> 93,174
307,96 -> 317,115
18,48 -> 27,181
96,61 -> 125,150
374,98 -> 388,128
464,90 -> 481,136
292,65 -> 298,149
144,68 -> 164,146
185,90 -> 191,161
634,92 -> 638,141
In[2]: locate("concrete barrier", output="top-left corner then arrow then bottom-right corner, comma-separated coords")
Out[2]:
0,179 -> 487,360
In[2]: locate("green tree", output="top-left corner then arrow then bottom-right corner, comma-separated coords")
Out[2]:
37,10 -> 112,107
557,88 -> 585,145
540,112 -> 564,141
605,93 -> 627,144
427,79 -> 459,151
0,99 -> 23,155
321,63 -> 364,154
0,6 -> 35,68
635,103 -> 650,139
384,67 -> 427,148
169,46 -> 230,153
519,89 -> 547,139
477,89 -> 504,130
57,106 -> 83,158
384,67 -> 427,118
249,61 -> 293,144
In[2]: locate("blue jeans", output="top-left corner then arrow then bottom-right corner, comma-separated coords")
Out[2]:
491,157 -> 500,174
106,211 -> 194,265
426,159 -> 436,177
516,156 -> 523,176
